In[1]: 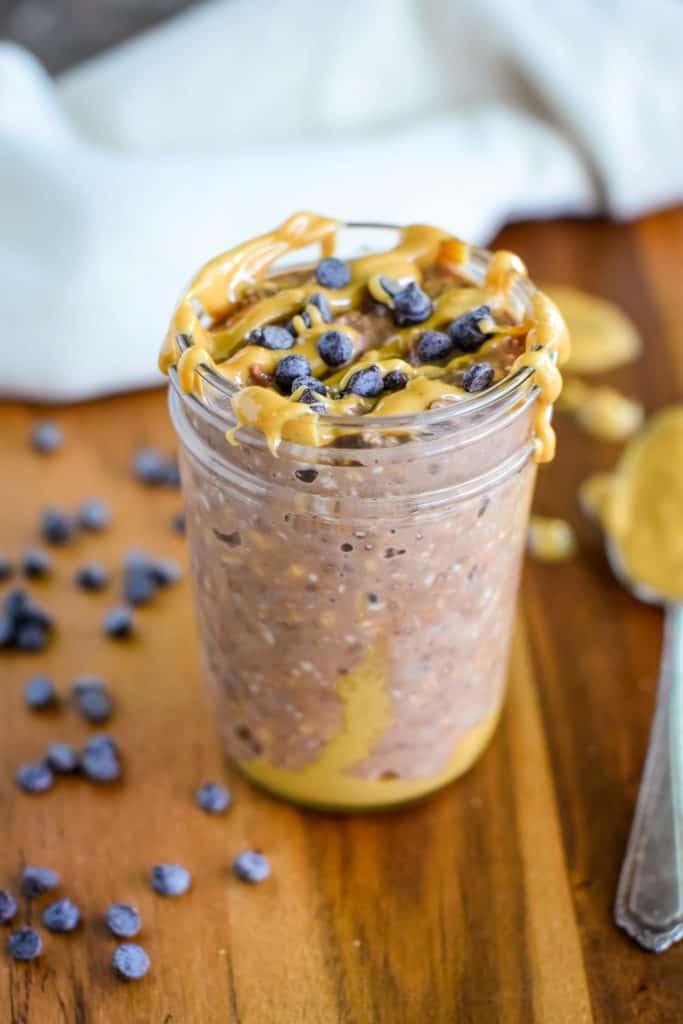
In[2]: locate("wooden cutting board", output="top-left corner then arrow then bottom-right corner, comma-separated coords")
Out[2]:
1,208 -> 682,1022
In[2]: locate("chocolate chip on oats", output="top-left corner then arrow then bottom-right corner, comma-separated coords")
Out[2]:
315,257 -> 350,289
448,305 -> 493,353
317,330 -> 353,367
415,330 -> 453,365
461,361 -> 495,393
249,325 -> 295,351
382,369 -> 410,391
392,282 -> 432,326
307,292 -> 333,323
275,354 -> 312,394
346,365 -> 384,398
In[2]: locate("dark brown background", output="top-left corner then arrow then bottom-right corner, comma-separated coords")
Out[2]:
2,4 -> 683,1022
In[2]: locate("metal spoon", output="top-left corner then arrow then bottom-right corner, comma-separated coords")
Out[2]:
608,539 -> 683,952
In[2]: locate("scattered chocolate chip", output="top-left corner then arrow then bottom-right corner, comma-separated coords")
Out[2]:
45,743 -> 79,774
340,543 -> 353,552
40,508 -> 75,546
150,558 -> 182,588
16,622 -> 49,652
113,943 -> 150,981
22,866 -> 59,898
132,447 -> 168,485
151,864 -> 191,897
232,851 -> 270,884
7,926 -> 42,961
16,762 -> 54,794
73,677 -> 113,724
24,675 -> 57,710
195,782 -> 232,815
42,898 -> 80,933
0,555 -> 14,582
103,605 -> 134,639
77,498 -> 112,532
31,421 -> 63,454
81,735 -> 121,782
124,565 -> 157,607
0,890 -> 17,925
21,548 -> 52,579
75,562 -> 110,592
105,903 -> 141,939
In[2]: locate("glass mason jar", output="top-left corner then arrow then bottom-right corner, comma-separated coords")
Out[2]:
167,223 -> 540,811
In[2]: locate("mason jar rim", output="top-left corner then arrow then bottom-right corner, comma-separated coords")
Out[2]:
168,220 -> 538,454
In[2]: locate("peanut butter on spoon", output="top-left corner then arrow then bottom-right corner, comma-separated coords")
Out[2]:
594,407 -> 683,602
161,212 -> 568,460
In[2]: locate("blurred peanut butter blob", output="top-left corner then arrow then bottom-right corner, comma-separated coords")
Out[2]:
559,379 -> 644,442
590,407 -> 683,601
527,516 -> 576,562
543,285 -> 641,374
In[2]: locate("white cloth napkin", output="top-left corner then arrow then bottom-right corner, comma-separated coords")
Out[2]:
1,0 -> 682,402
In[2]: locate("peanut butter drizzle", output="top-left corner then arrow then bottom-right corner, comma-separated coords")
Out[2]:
591,407 -> 683,601
161,212 -> 568,461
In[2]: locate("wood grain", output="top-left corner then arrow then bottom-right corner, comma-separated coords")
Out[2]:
0,209 -> 682,1022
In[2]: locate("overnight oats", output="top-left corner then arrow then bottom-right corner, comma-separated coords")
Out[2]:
161,212 -> 568,810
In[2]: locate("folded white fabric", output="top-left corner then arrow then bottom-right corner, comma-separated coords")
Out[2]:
1,0 -> 681,401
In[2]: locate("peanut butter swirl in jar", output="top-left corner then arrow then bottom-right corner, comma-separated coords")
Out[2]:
162,214 -> 568,810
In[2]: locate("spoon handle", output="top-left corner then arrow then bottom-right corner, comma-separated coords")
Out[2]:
615,602 -> 683,952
